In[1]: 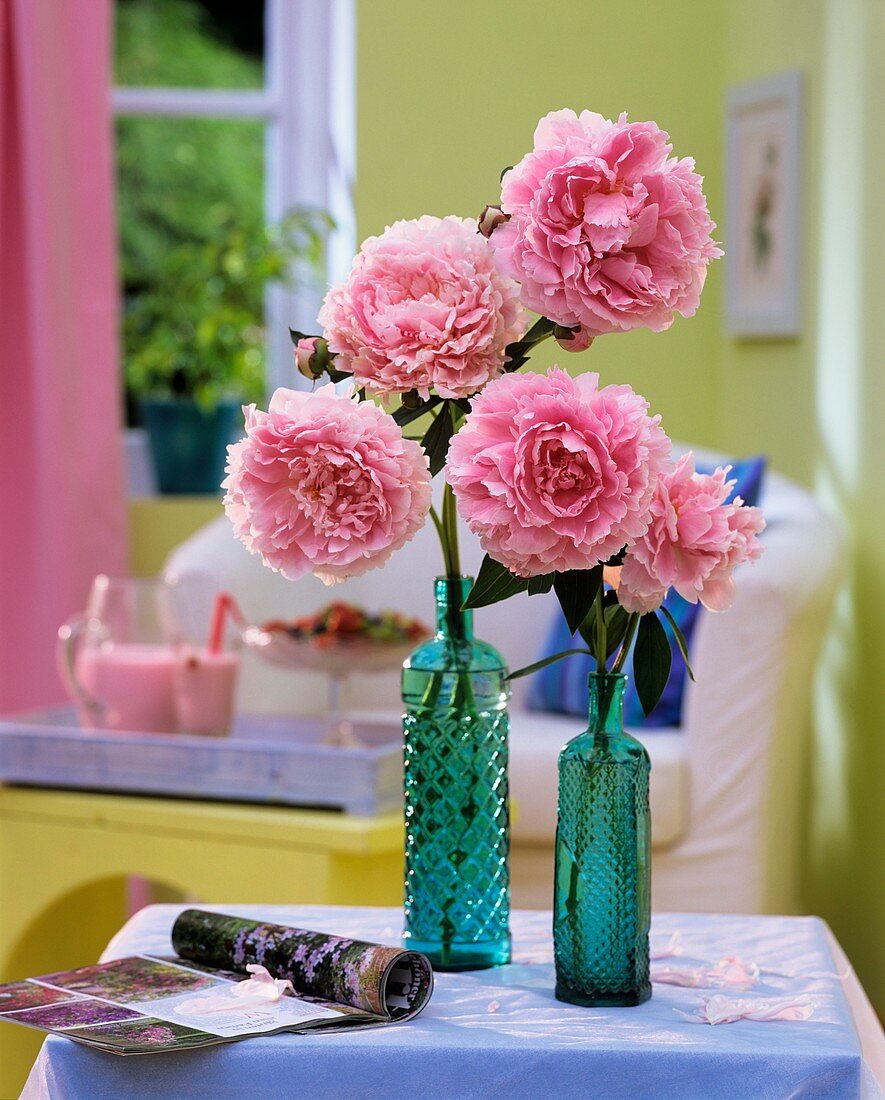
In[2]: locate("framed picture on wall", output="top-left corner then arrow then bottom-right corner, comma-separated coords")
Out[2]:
725,72 -> 803,338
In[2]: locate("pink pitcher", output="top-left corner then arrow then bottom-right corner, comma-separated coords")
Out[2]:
58,576 -> 181,732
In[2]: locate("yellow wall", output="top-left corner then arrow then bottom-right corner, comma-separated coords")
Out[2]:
718,0 -> 824,483
356,0 -> 727,448
129,498 -> 221,576
357,0 -> 885,1007
722,0 -> 885,1010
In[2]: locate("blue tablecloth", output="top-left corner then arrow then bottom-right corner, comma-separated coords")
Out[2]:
22,905 -> 882,1099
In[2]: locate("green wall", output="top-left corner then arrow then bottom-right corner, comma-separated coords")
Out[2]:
356,0 -> 884,1008
722,0 -> 885,1011
356,0 -> 727,448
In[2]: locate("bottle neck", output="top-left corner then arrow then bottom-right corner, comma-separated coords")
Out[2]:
434,576 -> 474,643
586,672 -> 627,735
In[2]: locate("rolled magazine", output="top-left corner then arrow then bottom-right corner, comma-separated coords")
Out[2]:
171,909 -> 433,1021
0,909 -> 433,1055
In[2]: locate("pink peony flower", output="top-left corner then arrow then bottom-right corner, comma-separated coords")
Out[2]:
317,215 -> 527,400
223,384 -> 431,585
446,368 -> 671,577
490,109 -> 723,340
618,453 -> 765,613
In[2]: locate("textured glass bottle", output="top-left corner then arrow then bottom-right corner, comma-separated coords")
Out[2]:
554,672 -> 651,1006
402,577 -> 511,970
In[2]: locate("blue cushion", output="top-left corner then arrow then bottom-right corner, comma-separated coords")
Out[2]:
526,455 -> 766,728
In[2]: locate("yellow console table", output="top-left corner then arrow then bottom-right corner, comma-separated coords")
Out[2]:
0,786 -> 403,1096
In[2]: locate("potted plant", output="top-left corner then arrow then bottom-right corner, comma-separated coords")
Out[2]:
123,210 -> 330,494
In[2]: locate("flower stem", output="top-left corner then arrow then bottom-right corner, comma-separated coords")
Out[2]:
441,403 -> 465,580
595,590 -> 607,675
611,612 -> 640,675
428,504 -> 452,575
442,482 -> 461,578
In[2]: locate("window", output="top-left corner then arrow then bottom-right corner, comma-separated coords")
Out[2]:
114,0 -> 356,401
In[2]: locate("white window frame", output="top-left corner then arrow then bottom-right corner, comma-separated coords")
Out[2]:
113,0 -> 356,394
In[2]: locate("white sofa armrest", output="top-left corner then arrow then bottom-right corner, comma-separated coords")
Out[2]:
665,489 -> 843,913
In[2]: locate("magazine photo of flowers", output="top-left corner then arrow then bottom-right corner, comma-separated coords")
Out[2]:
64,1018 -> 214,1055
36,958 -> 224,1005
6,1000 -> 142,1032
0,983 -> 82,1014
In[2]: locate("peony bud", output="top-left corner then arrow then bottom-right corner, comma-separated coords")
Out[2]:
294,336 -> 333,380
554,324 -> 593,353
477,204 -> 510,239
294,337 -> 319,378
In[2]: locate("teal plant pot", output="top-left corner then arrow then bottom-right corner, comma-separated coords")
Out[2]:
141,398 -> 242,495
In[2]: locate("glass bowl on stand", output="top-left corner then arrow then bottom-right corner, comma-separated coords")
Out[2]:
242,622 -> 429,747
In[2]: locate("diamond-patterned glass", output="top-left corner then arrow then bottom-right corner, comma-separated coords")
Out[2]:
402,578 -> 511,971
553,673 -> 651,1006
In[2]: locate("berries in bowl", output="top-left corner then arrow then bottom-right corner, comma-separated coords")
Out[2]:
244,602 -> 431,676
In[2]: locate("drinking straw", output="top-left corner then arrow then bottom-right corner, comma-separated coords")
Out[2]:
207,592 -> 246,654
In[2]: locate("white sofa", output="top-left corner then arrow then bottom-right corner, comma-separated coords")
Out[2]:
165,449 -> 842,916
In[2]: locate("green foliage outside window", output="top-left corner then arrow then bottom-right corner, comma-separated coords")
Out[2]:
122,212 -> 330,407
115,0 -> 329,408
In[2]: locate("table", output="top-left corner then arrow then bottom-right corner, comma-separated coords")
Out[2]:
22,905 -> 885,1099
0,792 -> 402,1095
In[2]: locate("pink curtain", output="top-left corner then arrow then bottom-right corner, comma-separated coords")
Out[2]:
0,0 -> 126,712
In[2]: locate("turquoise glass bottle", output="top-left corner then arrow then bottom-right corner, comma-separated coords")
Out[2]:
553,671 -> 651,1006
402,576 -> 511,970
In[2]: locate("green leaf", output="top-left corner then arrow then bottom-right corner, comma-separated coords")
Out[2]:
554,565 -> 603,635
421,404 -> 455,477
463,555 -> 529,609
577,618 -> 596,651
527,573 -> 555,595
503,351 -> 531,374
660,605 -> 696,682
507,648 -> 594,681
551,324 -> 575,340
634,613 -> 672,717
604,604 -> 631,658
392,395 -> 441,427
523,315 -> 557,343
502,316 -> 558,372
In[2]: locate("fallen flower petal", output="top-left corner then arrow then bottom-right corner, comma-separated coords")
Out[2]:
652,966 -> 704,987
174,966 -> 294,1017
650,931 -> 683,960
235,964 -> 294,1002
677,995 -> 813,1025
710,955 -> 760,990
